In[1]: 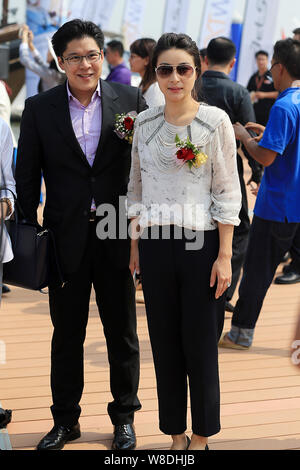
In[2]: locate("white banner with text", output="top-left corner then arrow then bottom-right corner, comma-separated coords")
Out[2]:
163,0 -> 191,34
237,0 -> 280,86
198,0 -> 234,49
122,0 -> 147,50
68,0 -> 116,30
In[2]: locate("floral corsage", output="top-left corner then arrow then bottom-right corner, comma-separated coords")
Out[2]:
175,134 -> 208,169
114,111 -> 137,144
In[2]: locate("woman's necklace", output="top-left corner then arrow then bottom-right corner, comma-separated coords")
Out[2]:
144,105 -> 212,174
149,119 -> 189,173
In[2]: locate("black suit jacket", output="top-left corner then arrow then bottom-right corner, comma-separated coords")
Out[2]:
16,79 -> 147,276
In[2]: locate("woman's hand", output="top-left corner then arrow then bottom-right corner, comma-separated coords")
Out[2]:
129,218 -> 141,276
210,255 -> 232,299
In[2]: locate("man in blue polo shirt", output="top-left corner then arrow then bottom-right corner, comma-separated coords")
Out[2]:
219,38 -> 300,350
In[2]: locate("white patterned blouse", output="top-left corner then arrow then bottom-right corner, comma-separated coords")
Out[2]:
127,104 -> 242,232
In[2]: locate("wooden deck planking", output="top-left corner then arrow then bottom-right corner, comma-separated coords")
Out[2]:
0,278 -> 300,451
1,164 -> 300,450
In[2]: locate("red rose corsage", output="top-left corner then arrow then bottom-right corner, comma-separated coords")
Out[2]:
175,134 -> 208,169
114,111 -> 137,144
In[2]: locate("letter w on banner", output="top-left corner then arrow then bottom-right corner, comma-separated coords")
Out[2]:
198,0 -> 234,48
122,0 -> 147,50
237,0 -> 280,86
163,0 -> 191,34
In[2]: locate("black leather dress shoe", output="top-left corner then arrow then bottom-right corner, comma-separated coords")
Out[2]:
282,264 -> 292,274
36,423 -> 81,450
0,408 -> 12,429
2,285 -> 10,294
274,271 -> 300,285
112,424 -> 136,450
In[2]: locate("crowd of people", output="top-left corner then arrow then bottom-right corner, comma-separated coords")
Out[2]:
0,19 -> 300,450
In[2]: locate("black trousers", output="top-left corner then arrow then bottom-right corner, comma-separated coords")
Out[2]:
232,216 -> 300,329
227,155 -> 251,301
139,227 -> 224,437
288,225 -> 300,273
49,221 -> 141,426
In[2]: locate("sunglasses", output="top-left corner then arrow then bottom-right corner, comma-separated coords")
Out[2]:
155,64 -> 197,78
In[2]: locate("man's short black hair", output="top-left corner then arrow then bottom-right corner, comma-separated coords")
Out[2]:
293,28 -> 300,36
106,40 -> 124,57
255,50 -> 268,58
273,38 -> 300,79
206,37 -> 236,66
199,48 -> 207,60
52,19 -> 104,57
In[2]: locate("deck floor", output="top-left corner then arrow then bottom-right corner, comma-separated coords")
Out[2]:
1,166 -> 300,451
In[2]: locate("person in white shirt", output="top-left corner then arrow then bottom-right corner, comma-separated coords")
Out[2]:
127,33 -> 241,451
0,81 -> 12,125
0,81 -> 17,149
0,117 -> 16,297
129,38 -> 165,108
0,117 -> 15,428
19,25 -> 65,93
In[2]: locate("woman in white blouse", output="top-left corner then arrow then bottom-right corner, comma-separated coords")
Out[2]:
0,117 -> 16,299
129,38 -> 165,108
127,33 -> 241,450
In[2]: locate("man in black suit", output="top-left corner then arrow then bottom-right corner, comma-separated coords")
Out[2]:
16,20 -> 147,451
200,37 -> 263,313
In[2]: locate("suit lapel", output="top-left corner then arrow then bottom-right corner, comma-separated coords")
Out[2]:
50,84 -> 91,169
92,80 -> 119,172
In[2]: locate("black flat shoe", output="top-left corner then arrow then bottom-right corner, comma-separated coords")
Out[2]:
36,423 -> 81,450
112,424 -> 136,450
0,409 -> 12,429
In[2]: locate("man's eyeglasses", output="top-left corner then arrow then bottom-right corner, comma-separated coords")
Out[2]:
62,52 -> 102,65
155,64 -> 197,78
270,62 -> 280,72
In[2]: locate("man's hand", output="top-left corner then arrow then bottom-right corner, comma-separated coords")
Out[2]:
245,122 -> 265,142
233,122 -> 250,142
255,91 -> 265,100
233,122 -> 277,167
0,200 -> 8,220
248,182 -> 260,197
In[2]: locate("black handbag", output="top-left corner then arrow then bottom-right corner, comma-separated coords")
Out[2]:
2,191 -> 65,291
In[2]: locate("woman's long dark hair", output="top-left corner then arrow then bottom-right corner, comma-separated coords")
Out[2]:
130,38 -> 157,94
152,33 -> 202,101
